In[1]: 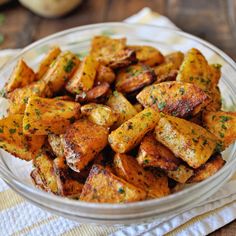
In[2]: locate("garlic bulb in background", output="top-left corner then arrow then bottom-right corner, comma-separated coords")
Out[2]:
19,0 -> 82,18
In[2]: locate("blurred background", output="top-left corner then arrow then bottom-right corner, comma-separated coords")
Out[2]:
0,0 -> 235,60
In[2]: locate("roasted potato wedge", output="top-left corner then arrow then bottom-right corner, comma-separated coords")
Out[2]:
23,96 -> 80,135
137,133 -> 180,171
137,81 -> 210,118
106,91 -> 137,127
31,168 -> 49,192
53,156 -> 83,198
167,164 -> 194,184
203,111 -> 236,148
205,86 -> 221,111
80,164 -> 147,203
33,151 -> 58,194
66,55 -> 99,94
81,103 -> 118,127
7,80 -> 53,114
37,47 -> 61,79
96,65 -> 115,84
114,153 -> 169,198
165,51 -> 184,69
48,134 -> 64,157
155,114 -> 218,168
115,64 -> 155,94
108,107 -> 160,153
0,114 -> 45,161
62,119 -> 109,172
188,154 -> 225,183
43,51 -> 80,93
5,59 -> 36,93
128,45 -> 164,66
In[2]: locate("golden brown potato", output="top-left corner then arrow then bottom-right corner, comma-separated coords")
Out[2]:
81,103 -> 118,127
188,154 -> 225,183
96,65 -> 115,84
113,153 -> 169,198
90,36 -> 136,69
155,114 -> 218,168
53,95 -> 74,101
128,45 -> 164,66
137,133 -> 180,171
209,64 -> 221,87
43,51 -> 80,93
7,80 -> 53,114
115,64 -> 155,94
80,164 -> 147,203
106,91 -> 137,127
0,114 -> 45,161
203,111 -> 236,148
108,107 -> 160,153
205,86 -> 221,111
5,59 -> 36,93
48,134 -> 64,157
137,81 -> 210,118
167,164 -> 194,184
62,119 -> 109,172
23,96 -> 81,135
133,103 -> 143,113
66,55 -> 99,94
31,169 -> 49,192
165,51 -> 184,69
37,47 -> 61,79
53,156 -> 83,198
33,151 -> 58,194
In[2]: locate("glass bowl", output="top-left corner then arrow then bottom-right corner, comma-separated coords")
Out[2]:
0,23 -> 236,225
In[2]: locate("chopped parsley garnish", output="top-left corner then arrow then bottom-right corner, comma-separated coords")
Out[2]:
118,187 -> 125,194
9,128 -> 16,134
64,59 -> 75,73
24,124 -> 31,130
220,116 -> 231,123
179,87 -> 185,95
0,127 -> 3,133
158,101 -> 166,111
113,90 -> 119,97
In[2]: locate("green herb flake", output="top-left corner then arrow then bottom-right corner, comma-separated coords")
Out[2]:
24,124 -> 31,130
158,101 -> 166,111
0,127 -> 3,133
9,128 -> 16,134
179,87 -> 185,95
23,97 -> 28,104
143,159 -> 149,164
35,109 -> 41,116
220,116 -> 231,123
113,90 -> 119,97
64,60 -> 75,73
219,132 -> 225,138
0,34 -> 4,45
118,187 -> 125,194
0,88 -> 6,97
212,63 -> 222,70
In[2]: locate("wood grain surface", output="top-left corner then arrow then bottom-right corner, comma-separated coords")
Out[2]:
0,0 -> 236,235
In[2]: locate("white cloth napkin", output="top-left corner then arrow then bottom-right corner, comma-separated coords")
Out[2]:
0,7 -> 236,236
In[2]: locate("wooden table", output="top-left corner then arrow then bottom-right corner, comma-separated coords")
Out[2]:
0,0 -> 236,234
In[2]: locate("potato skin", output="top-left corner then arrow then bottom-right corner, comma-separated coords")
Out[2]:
155,114 -> 218,168
106,91 -> 137,127
137,133 -> 180,171
203,111 -> 236,148
188,154 -> 225,183
31,168 -> 50,192
108,107 -> 160,153
37,47 -> 61,79
115,64 -> 155,94
62,119 -> 109,172
114,153 -> 169,198
80,164 -> 147,203
96,65 -> 115,84
23,96 -> 81,135
0,114 -> 45,161
81,103 -> 118,127
137,81 -> 210,118
48,134 -> 64,157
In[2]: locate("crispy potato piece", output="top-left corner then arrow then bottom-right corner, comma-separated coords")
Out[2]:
90,36 -> 136,69
115,64 -> 155,94
80,164 -> 147,203
7,80 -> 53,114
209,64 -> 221,87
48,134 -> 64,157
137,82 -> 210,118
81,103 -> 118,127
23,96 -> 80,135
34,151 -> 58,194
206,86 -> 221,112
188,154 -> 225,183
133,103 -> 143,113
203,111 -> 236,148
137,133 -> 180,171
43,51 -> 80,93
96,65 -> 115,84
0,114 -> 45,161
167,164 -> 194,184
106,91 -> 137,127
154,62 -> 178,83
53,156 -> 83,198
31,168 -> 49,192
62,119 -> 109,172
66,55 -> 99,94
37,47 -> 61,79
128,45 -> 164,66
108,107 -> 160,153
165,51 -> 184,69
5,59 -> 36,93
114,153 -> 169,198
155,114 -> 218,168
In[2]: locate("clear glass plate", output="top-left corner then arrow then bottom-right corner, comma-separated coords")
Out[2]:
0,23 -> 236,225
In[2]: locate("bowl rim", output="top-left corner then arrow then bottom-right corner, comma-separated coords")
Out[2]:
0,22 -> 236,211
